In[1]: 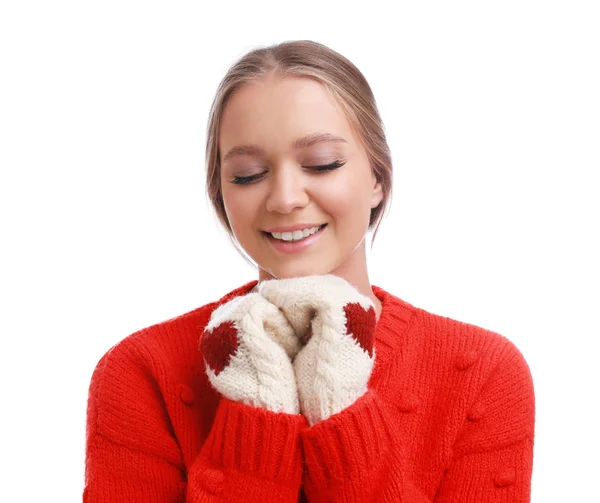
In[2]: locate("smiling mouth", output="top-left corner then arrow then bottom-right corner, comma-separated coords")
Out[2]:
262,224 -> 327,242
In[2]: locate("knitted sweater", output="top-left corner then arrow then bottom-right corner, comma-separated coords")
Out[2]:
84,280 -> 535,502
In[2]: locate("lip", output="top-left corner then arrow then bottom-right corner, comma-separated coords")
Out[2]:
264,223 -> 325,233
264,224 -> 327,254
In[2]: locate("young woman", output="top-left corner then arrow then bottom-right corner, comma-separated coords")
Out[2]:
84,40 -> 535,502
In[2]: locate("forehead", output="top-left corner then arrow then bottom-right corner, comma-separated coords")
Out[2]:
219,76 -> 358,162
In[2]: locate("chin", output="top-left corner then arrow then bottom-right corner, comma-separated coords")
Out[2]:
265,263 -> 337,280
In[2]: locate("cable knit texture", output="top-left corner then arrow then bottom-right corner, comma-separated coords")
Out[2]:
84,280 -> 536,502
258,274 -> 377,426
200,292 -> 301,414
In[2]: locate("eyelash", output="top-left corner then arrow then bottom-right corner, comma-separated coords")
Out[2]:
231,160 -> 346,185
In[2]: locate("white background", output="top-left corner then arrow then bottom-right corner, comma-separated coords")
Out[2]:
1,1 -> 598,501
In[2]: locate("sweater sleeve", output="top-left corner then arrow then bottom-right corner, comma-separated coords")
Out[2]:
299,341 -> 535,502
83,341 -> 186,502
299,389 -> 431,502
84,339 -> 308,502
186,397 -> 308,502
434,342 -> 536,502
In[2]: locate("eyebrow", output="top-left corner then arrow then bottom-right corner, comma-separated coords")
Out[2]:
221,132 -> 348,163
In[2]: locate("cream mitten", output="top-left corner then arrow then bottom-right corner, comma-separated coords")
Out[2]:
258,274 -> 377,426
199,292 -> 302,414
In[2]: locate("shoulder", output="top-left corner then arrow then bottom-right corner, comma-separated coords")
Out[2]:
86,280 -> 257,455
413,304 -> 535,453
90,279 -> 258,381
90,302 -> 214,384
378,286 -> 529,370
377,286 -> 534,448
414,303 -> 533,384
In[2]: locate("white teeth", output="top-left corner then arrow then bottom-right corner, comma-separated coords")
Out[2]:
270,225 -> 323,242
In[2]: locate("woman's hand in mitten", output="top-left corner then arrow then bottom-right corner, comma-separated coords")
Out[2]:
199,292 -> 302,414
258,274 -> 377,426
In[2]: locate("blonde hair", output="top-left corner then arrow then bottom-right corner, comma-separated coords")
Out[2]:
205,40 -> 393,266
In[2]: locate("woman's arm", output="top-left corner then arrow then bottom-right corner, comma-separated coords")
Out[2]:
299,389 -> 431,502
83,337 -> 307,502
83,341 -> 186,502
433,343 -> 535,501
434,436 -> 534,501
299,342 -> 535,502
186,397 -> 306,502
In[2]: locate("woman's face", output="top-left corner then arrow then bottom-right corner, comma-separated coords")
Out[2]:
219,74 -> 383,280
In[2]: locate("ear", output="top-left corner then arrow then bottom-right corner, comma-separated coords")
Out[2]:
371,174 -> 384,209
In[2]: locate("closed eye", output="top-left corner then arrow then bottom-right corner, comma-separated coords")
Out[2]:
310,159 -> 346,173
230,160 -> 346,185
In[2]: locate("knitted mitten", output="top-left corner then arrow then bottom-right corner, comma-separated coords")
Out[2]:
258,274 -> 377,426
199,292 -> 302,414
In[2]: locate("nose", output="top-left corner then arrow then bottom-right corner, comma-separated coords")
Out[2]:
264,165 -> 309,214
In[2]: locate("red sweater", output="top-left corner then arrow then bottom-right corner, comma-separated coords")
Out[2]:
84,280 -> 535,502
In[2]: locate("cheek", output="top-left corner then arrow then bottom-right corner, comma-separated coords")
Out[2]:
315,176 -> 368,216
221,188 -> 258,232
